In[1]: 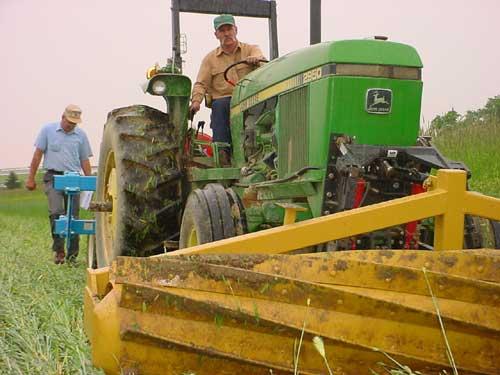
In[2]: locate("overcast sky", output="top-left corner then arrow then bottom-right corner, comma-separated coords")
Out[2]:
1,0 -> 499,169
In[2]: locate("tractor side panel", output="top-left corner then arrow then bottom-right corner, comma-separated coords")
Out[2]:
308,78 -> 332,167
330,76 -> 423,146
230,113 -> 245,167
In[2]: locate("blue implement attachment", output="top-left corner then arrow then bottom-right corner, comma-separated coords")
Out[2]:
53,172 -> 97,252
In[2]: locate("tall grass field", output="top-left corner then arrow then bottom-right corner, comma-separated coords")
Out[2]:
433,120 -> 500,197
0,188 -> 103,374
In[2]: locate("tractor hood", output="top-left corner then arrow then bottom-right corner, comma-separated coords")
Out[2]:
231,39 -> 423,106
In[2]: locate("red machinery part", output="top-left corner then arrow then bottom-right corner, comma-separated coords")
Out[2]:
351,179 -> 367,249
196,133 -> 213,157
404,183 -> 426,249
184,132 -> 214,157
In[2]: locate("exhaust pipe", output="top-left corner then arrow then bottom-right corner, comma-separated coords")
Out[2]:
310,0 -> 321,45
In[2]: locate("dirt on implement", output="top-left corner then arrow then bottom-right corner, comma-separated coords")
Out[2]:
85,249 -> 500,375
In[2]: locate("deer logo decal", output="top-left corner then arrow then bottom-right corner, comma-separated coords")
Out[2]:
366,89 -> 392,114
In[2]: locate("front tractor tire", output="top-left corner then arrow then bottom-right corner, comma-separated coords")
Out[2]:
95,105 -> 182,267
179,184 -> 246,248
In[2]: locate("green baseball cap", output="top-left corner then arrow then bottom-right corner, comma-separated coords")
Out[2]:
214,14 -> 235,30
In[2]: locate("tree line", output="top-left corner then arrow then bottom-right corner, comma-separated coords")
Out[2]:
427,95 -> 500,135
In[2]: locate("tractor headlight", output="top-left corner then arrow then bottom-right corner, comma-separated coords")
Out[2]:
151,80 -> 167,95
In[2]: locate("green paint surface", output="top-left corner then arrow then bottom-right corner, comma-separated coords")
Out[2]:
233,39 -> 422,104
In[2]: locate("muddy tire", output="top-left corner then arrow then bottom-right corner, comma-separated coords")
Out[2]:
464,215 -> 484,249
490,220 -> 500,249
95,105 -> 182,267
179,184 -> 245,248
464,216 -> 500,249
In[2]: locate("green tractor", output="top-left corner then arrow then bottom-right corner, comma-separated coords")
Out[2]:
92,0 -> 492,267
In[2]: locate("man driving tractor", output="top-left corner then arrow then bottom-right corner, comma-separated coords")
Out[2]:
189,14 -> 265,165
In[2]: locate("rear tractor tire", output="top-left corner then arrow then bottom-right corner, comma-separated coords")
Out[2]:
473,219 -> 500,249
179,184 -> 246,248
95,105 -> 183,267
491,220 -> 500,249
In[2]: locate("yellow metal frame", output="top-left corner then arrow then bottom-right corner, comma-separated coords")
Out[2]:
166,169 -> 500,257
276,202 -> 308,225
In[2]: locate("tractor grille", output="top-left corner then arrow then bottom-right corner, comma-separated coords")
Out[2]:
278,86 -> 309,178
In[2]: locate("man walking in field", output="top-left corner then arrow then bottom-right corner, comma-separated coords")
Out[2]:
189,14 -> 265,165
26,104 -> 93,264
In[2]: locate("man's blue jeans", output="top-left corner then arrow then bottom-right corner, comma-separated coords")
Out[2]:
210,96 -> 232,148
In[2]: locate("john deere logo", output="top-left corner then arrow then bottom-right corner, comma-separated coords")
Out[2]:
366,89 -> 392,114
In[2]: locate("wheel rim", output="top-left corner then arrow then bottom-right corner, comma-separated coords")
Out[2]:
102,151 -> 118,260
187,227 -> 198,247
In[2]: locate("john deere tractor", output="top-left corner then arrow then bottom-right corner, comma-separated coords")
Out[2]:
92,0 -> 496,268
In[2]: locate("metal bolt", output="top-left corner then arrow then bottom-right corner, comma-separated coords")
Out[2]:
328,173 -> 335,180
326,191 -> 333,198
323,210 -> 330,215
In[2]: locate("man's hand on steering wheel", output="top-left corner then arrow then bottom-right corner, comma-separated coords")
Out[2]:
223,57 -> 268,86
245,55 -> 263,65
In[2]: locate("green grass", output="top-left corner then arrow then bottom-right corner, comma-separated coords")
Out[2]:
0,189 -> 47,217
433,120 -> 500,197
0,188 -> 103,374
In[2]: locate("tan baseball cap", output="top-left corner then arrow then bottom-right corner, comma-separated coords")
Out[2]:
64,104 -> 82,124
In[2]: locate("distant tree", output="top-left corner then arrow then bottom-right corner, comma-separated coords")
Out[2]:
483,95 -> 500,123
5,171 -> 21,189
430,109 -> 460,132
442,109 -> 461,125
463,109 -> 481,125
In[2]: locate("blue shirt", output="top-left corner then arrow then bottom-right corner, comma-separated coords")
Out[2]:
35,122 -> 93,172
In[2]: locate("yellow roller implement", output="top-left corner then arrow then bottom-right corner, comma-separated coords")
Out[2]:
85,170 -> 500,374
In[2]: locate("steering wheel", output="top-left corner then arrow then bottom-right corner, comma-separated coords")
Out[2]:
223,59 -> 268,86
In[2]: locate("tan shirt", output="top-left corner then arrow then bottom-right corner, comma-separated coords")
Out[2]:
191,42 -> 264,103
